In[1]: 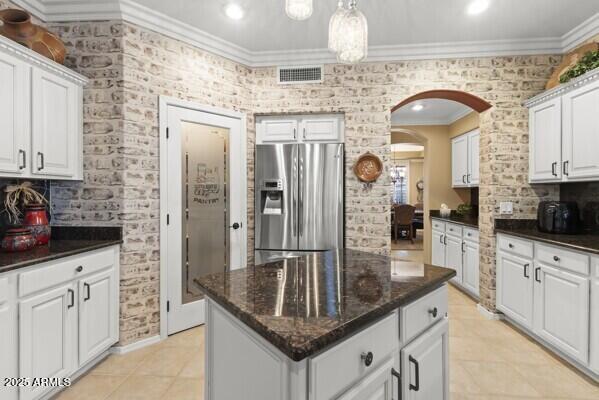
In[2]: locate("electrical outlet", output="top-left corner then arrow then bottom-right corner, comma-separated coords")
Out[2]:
500,201 -> 513,215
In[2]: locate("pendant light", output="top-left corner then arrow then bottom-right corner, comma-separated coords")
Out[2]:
285,0 -> 313,21
336,0 -> 368,64
328,1 -> 347,52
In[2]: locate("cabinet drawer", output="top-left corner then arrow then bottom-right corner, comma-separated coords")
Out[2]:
0,277 -> 8,304
497,235 -> 533,259
309,312 -> 398,400
463,227 -> 479,242
18,246 -> 117,298
536,243 -> 589,275
432,219 -> 446,231
400,285 -> 448,344
446,223 -> 462,237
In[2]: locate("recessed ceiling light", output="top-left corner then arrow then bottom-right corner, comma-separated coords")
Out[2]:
225,3 -> 244,20
467,0 -> 490,15
411,104 -> 424,112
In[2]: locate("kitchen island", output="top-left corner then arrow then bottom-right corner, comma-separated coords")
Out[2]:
196,249 -> 455,400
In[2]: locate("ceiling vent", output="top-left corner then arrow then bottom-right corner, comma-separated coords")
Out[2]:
277,65 -> 323,84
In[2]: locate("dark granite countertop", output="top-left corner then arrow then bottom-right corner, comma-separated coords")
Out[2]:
195,249 -> 455,361
430,210 -> 479,229
495,219 -> 599,255
0,226 -> 122,274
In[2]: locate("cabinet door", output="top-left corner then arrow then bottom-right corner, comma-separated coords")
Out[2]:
562,79 -> 599,180
591,278 -> 599,374
0,51 -> 29,175
445,235 -> 462,284
19,283 -> 77,400
337,357 -> 395,400
451,135 -> 469,187
529,98 -> 562,182
79,268 -> 119,367
431,231 -> 445,267
0,277 -> 18,400
496,252 -> 534,329
31,68 -> 79,177
400,318 -> 449,400
533,263 -> 590,364
300,117 -> 340,142
462,240 -> 480,296
467,130 -> 479,186
259,119 -> 298,143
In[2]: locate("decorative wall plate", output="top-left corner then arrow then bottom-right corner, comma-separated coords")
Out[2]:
353,152 -> 383,183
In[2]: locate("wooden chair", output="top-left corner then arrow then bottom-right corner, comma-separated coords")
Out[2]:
393,204 -> 416,243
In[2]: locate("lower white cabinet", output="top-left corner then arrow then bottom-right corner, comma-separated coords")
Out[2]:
591,268 -> 599,374
0,276 -> 18,400
431,229 -> 446,267
533,263 -> 589,364
400,318 -> 449,400
19,284 -> 77,400
445,234 -> 462,284
337,358 -> 396,400
496,251 -> 534,329
462,240 -> 480,295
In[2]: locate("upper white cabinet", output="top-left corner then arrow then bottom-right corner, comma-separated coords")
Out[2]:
257,114 -> 344,144
451,129 -> 479,188
0,35 -> 86,181
526,68 -> 599,183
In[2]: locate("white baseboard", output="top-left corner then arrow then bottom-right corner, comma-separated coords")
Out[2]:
110,335 -> 162,355
477,304 -> 504,320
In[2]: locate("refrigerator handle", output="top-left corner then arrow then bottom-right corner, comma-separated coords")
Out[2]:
298,146 -> 303,238
292,146 -> 298,239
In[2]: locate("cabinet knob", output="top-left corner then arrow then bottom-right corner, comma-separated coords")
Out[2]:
508,243 -> 514,249
553,256 -> 560,262
76,266 -> 83,273
361,351 -> 374,367
428,307 -> 438,318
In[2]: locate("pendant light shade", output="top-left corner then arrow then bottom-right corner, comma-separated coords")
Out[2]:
285,0 -> 313,21
336,0 -> 368,64
328,1 -> 347,52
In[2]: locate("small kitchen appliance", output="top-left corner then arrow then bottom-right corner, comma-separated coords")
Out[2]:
537,201 -> 581,234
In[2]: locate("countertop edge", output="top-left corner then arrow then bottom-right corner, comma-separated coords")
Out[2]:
494,229 -> 599,256
198,271 -> 456,362
0,240 -> 122,275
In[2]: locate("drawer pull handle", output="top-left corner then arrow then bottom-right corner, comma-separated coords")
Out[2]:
553,256 -> 560,262
361,351 -> 374,367
84,283 -> 91,301
76,266 -> 83,273
409,355 -> 420,391
429,307 -> 438,318
391,368 -> 401,400
67,289 -> 75,309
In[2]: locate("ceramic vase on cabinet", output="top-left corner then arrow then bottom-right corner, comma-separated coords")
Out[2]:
23,204 -> 50,245
0,9 -> 66,64
1,227 -> 36,252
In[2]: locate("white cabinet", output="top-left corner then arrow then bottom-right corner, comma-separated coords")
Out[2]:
0,35 -> 86,181
451,129 -> 479,188
0,50 -> 29,175
0,276 -> 18,400
400,318 -> 449,400
528,98 -> 562,182
562,79 -> 599,180
445,234 -> 462,284
257,114 -> 344,144
337,358 -> 395,400
496,250 -> 534,329
31,68 -> 80,178
19,283 -> 77,400
591,261 -> 599,373
451,135 -> 468,187
462,240 -> 480,295
78,268 -> 119,367
431,229 -> 446,267
533,263 -> 589,364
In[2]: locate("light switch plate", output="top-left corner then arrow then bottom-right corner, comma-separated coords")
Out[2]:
500,202 -> 513,215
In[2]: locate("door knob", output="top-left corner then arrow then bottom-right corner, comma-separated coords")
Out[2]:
229,222 -> 242,230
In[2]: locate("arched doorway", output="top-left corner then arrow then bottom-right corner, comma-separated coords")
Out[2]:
389,90 -> 492,265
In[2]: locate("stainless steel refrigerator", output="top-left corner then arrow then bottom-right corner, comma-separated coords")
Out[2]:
255,143 -> 344,255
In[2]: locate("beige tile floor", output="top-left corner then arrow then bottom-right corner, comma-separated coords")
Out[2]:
56,284 -> 598,400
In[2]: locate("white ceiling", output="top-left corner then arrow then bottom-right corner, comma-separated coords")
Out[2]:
391,99 -> 474,126
13,0 -> 599,66
391,143 -> 425,153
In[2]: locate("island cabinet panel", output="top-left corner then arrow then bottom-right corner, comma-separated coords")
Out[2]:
533,263 -> 590,364
496,251 -> 534,329
309,312 -> 399,400
336,357 -> 395,400
400,285 -> 447,345
400,318 -> 449,400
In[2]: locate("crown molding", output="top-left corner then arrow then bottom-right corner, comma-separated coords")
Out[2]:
11,1 -> 599,68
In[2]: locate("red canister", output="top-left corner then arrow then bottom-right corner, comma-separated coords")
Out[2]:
1,228 -> 36,252
23,203 -> 51,245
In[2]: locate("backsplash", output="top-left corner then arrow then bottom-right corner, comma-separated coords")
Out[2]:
0,179 -> 51,235
560,182 -> 599,206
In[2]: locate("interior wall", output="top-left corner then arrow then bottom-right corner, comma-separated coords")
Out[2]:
449,111 -> 479,138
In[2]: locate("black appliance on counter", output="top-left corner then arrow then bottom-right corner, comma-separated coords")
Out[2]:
537,201 -> 581,234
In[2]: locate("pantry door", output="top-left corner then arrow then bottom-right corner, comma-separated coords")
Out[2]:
161,99 -> 247,336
